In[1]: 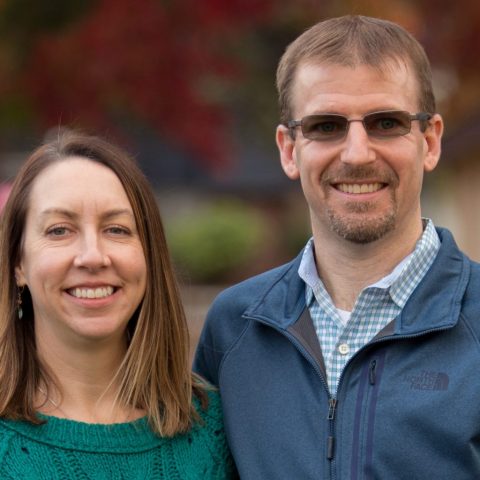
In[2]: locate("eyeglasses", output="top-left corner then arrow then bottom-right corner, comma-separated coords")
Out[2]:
287,110 -> 432,141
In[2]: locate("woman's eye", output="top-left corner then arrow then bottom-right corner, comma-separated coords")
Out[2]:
107,226 -> 130,235
47,226 -> 69,236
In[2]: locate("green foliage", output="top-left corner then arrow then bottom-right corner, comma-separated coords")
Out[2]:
0,94 -> 34,129
167,200 -> 264,283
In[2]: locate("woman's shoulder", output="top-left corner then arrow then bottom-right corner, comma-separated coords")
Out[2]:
183,388 -> 236,478
192,386 -> 223,429
0,418 -> 18,447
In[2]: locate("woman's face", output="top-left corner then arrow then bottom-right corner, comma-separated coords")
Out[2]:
15,157 -> 147,349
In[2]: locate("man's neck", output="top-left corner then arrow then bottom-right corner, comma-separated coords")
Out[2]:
312,221 -> 424,311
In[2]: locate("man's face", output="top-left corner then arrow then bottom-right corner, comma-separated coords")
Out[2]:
276,61 -> 443,245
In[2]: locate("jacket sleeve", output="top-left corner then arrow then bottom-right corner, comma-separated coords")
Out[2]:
192,274 -> 272,387
192,305 -> 225,387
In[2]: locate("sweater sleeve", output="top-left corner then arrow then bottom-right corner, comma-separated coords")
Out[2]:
193,390 -> 238,479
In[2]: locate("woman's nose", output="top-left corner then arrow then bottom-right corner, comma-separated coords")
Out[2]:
73,233 -> 111,270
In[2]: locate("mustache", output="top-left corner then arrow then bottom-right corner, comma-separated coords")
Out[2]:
321,164 -> 399,186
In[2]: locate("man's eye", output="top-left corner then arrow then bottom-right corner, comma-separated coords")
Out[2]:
318,121 -> 340,133
309,120 -> 342,134
377,117 -> 400,130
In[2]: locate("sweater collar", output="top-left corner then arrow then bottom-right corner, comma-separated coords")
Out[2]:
0,415 -> 165,453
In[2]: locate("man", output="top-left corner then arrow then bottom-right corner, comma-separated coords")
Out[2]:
194,15 -> 480,479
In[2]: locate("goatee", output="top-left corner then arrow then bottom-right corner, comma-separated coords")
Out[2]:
322,164 -> 399,244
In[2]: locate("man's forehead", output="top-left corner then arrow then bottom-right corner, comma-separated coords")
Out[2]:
290,59 -> 419,113
296,56 -> 412,82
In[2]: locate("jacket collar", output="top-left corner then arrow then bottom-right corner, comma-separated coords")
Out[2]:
397,227 -> 469,334
243,227 -> 469,336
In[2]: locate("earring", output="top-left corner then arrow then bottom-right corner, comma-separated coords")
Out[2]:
17,286 -> 24,319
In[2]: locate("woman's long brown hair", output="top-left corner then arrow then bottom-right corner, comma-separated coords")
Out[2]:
0,131 -> 206,436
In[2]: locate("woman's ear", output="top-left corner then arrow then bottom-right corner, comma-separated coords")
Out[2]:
276,125 -> 300,180
15,265 -> 26,287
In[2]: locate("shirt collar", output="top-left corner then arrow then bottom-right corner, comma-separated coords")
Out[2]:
389,219 -> 440,307
299,219 -> 440,309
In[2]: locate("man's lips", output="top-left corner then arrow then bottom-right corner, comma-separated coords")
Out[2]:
322,164 -> 398,194
334,182 -> 385,194
66,286 -> 116,299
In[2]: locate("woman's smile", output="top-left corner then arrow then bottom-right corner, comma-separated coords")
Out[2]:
15,157 -> 147,344
67,286 -> 115,299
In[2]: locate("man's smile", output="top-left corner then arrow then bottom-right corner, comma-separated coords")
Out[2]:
335,182 -> 385,194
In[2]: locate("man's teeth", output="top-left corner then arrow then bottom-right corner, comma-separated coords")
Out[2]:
70,286 -> 114,299
337,183 -> 382,194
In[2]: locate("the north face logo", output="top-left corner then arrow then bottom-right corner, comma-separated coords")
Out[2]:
403,371 -> 449,391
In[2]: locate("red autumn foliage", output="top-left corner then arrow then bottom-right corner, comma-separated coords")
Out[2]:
23,0 -> 274,172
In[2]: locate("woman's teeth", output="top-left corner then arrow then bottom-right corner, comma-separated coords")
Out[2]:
69,286 -> 114,299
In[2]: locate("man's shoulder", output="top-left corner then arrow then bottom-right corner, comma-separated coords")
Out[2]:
437,227 -> 480,279
435,227 -> 480,321
193,252 -> 305,382
199,251 -> 305,346
467,256 -> 480,274
461,253 -> 480,305
210,253 -> 303,315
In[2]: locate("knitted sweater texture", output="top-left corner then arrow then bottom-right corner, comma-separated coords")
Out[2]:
0,391 -> 236,479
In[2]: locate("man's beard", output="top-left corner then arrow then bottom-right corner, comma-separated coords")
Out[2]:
326,200 -> 397,244
322,164 -> 399,244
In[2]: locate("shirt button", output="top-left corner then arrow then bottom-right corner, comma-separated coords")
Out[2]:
338,343 -> 350,355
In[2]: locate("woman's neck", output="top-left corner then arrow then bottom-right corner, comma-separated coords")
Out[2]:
35,332 -> 143,423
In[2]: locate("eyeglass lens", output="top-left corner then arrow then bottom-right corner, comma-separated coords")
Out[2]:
300,111 -> 413,141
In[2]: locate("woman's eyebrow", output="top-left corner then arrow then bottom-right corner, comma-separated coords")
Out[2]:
38,208 -> 134,221
101,209 -> 135,221
38,208 -> 78,221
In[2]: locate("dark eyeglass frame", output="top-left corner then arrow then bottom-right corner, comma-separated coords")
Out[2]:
286,110 -> 432,141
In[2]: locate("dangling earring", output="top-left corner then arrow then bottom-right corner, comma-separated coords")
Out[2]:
17,285 -> 24,319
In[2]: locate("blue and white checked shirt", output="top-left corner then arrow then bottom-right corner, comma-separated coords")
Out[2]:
298,219 -> 440,396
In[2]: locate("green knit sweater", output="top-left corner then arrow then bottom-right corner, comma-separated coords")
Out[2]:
0,391 -> 236,479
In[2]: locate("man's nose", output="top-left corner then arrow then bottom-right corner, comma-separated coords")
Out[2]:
339,120 -> 376,165
73,233 -> 111,270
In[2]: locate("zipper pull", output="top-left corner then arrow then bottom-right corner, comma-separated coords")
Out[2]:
327,399 -> 337,460
327,398 -> 337,420
327,436 -> 335,460
369,359 -> 377,385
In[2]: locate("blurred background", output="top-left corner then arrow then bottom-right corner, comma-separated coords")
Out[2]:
1,0 -> 479,351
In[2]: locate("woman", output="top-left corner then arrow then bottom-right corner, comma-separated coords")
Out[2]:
0,131 -> 236,478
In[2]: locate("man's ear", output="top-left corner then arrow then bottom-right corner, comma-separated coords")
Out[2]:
423,113 -> 444,172
276,125 -> 300,180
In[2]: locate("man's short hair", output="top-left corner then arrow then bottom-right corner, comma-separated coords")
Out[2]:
276,15 -> 435,124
